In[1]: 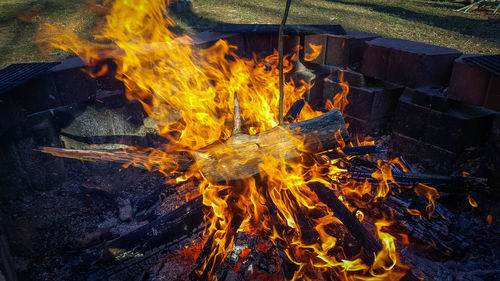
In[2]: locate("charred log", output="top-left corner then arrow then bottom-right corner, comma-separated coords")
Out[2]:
308,182 -> 383,263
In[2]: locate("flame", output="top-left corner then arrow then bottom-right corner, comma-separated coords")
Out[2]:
325,73 -> 349,114
413,184 -> 439,219
486,214 -> 493,226
467,195 -> 478,208
37,0 -> 437,279
406,208 -> 422,219
304,43 -> 323,61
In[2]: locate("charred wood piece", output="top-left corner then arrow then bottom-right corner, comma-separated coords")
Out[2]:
308,182 -> 382,263
95,196 -> 206,280
349,171 -> 487,190
322,145 -> 387,159
284,98 -> 305,123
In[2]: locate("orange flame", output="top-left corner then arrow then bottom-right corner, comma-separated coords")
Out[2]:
304,43 -> 323,61
467,195 -> 478,208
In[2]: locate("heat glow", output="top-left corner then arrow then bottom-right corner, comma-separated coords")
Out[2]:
37,0 -> 438,280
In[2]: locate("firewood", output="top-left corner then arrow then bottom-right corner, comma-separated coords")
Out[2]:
308,182 -> 382,263
40,108 -> 348,182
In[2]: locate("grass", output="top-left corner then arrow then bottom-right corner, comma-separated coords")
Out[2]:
1,0 -> 499,68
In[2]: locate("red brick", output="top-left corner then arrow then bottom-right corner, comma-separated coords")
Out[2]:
484,74 -> 500,111
447,55 -> 491,106
361,38 -> 461,88
325,31 -> 379,68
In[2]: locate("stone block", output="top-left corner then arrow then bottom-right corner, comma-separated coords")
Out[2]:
484,74 -> 500,111
447,55 -> 491,106
325,31 -> 379,68
361,38 -> 461,88
304,34 -> 327,64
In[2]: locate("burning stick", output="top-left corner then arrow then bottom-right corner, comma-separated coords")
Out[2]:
39,108 -> 349,182
308,182 -> 383,263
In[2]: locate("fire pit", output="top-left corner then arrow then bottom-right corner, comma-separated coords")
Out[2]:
1,1 -> 499,281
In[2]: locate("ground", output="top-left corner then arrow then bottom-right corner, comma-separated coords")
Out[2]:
0,0 -> 499,68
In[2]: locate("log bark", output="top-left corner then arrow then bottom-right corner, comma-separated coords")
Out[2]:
40,109 -> 348,182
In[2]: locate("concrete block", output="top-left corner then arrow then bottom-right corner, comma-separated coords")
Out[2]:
362,38 -> 461,88
325,31 -> 379,68
392,95 -> 495,152
405,87 -> 449,112
447,55 -> 491,106
324,79 -> 402,121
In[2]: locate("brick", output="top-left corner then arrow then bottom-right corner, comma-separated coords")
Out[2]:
304,34 -> 327,64
325,31 -> 379,68
484,74 -> 500,111
361,38 -> 461,88
447,55 -> 491,106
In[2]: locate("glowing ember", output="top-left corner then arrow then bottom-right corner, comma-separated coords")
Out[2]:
37,0 -> 439,280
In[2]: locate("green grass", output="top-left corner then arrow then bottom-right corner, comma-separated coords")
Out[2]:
1,0 -> 499,68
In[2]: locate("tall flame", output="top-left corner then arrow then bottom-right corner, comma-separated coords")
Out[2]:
37,0 -> 434,280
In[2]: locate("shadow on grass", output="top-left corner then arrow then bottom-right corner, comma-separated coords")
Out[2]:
330,0 -> 500,42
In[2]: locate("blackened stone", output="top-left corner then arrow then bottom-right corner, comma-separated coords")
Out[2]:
447,55 -> 491,106
325,31 -> 379,68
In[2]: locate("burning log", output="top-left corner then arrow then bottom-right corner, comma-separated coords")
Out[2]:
40,108 -> 348,182
308,182 -> 383,263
